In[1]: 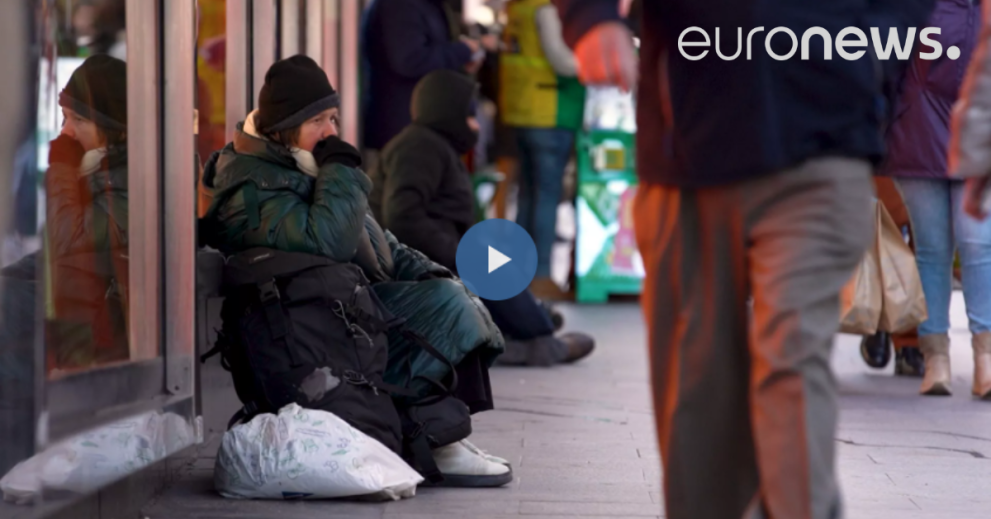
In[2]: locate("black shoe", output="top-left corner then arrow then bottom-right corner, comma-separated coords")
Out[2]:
894,346 -> 925,377
495,336 -> 563,367
558,332 -> 595,364
495,333 -> 594,367
860,332 -> 892,369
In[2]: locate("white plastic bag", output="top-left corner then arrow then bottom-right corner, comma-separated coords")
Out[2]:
214,404 -> 422,500
1,411 -> 197,504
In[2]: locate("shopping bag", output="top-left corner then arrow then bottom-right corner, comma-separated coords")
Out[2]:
875,202 -> 928,333
839,218 -> 883,335
214,404 -> 422,501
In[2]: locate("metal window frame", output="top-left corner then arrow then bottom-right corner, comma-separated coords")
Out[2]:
304,0 -> 324,63
163,0 -> 197,401
252,0 -> 279,108
321,0 -> 340,89
126,0 -> 163,367
281,0 -> 301,57
340,0 -> 360,145
226,0 -> 250,141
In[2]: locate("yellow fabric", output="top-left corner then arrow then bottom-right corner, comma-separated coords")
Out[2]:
500,0 -> 561,128
197,0 -> 227,126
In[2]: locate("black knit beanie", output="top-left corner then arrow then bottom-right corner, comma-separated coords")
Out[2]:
58,54 -> 128,132
256,55 -> 340,134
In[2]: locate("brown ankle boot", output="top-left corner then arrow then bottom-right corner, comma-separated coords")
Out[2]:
972,333 -> 991,399
919,334 -> 952,396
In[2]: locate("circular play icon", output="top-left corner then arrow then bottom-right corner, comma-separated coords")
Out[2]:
456,219 -> 537,301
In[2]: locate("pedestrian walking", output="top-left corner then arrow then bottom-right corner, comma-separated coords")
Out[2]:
555,1 -> 935,518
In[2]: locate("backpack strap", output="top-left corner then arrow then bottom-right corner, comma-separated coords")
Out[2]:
364,286 -> 459,394
402,417 -> 445,483
226,401 -> 261,430
255,277 -> 303,367
400,328 -> 459,394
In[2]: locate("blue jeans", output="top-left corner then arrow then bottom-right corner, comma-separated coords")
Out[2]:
897,178 -> 991,336
515,128 -> 575,279
482,289 -> 554,341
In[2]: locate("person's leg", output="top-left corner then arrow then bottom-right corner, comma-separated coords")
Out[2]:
529,128 -> 574,279
451,348 -> 495,414
484,290 -> 593,366
482,290 -> 555,340
514,129 -> 537,237
898,178 -> 954,336
897,178 -> 955,394
949,181 -> 991,397
634,182 -> 759,519
950,180 -> 991,334
743,157 -> 874,519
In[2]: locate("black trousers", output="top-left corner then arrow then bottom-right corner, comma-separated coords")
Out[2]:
452,349 -> 494,414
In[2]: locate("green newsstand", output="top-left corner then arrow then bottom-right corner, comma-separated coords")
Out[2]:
574,87 -> 643,303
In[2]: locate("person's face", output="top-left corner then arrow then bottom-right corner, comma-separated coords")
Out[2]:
61,107 -> 106,152
296,108 -> 340,152
72,5 -> 97,39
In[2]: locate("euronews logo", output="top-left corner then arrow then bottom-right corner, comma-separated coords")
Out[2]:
678,27 -> 961,62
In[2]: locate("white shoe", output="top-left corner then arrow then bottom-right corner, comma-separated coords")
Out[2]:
430,440 -> 513,488
459,439 -> 511,466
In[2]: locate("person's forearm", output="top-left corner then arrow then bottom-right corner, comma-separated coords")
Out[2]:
536,6 -> 578,76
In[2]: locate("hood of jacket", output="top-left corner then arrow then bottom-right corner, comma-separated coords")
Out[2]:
410,70 -> 479,154
201,111 -> 319,191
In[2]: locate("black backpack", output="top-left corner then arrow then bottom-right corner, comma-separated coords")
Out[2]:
201,248 -> 473,483
202,248 -> 404,453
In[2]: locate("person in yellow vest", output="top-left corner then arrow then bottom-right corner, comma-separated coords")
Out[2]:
500,0 -> 584,299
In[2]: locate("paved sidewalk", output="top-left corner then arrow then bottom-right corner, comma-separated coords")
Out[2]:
144,295 -> 991,519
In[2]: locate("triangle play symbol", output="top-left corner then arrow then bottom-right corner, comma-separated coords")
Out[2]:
488,246 -> 512,274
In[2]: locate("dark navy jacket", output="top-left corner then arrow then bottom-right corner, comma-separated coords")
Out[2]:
362,0 -> 472,150
879,0 -> 981,179
555,0 -> 937,187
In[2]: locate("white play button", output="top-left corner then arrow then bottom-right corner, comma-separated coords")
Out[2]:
488,246 -> 512,274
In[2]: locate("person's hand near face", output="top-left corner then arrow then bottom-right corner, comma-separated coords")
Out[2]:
60,107 -> 106,152
295,107 -> 341,153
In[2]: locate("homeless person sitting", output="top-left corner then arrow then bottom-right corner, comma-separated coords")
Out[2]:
199,55 -> 511,487
369,69 -> 595,367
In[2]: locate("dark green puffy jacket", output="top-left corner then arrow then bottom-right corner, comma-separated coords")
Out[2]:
201,121 -> 503,395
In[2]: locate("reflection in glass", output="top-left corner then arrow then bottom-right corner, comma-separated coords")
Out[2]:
1,0 -> 133,484
45,54 -> 130,374
1,409 -> 199,505
197,0 -> 227,218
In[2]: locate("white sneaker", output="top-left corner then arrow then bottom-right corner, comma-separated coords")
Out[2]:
460,439 -> 511,466
430,440 -> 513,488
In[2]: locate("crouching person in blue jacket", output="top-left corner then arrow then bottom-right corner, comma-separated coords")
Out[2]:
200,55 -> 511,487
